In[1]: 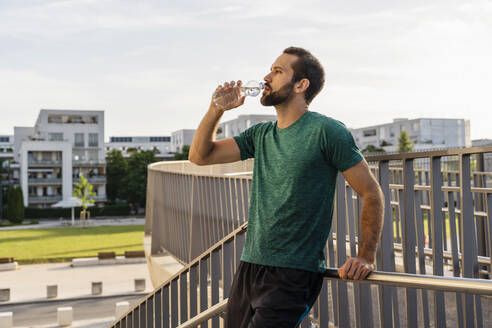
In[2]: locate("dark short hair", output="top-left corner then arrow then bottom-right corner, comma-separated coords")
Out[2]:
283,47 -> 325,105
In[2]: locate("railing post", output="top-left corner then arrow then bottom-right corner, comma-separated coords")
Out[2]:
430,156 -> 446,327
402,158 -> 417,328
459,153 -> 479,328
377,160 -> 397,328
336,173 -> 350,328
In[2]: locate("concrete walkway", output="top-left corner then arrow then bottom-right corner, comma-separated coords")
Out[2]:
0,217 -> 145,231
0,262 -> 152,304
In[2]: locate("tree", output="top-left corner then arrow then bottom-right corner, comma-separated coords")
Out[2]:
106,149 -> 128,203
5,185 -> 23,224
73,173 -> 96,218
174,144 -> 190,160
124,150 -> 158,209
15,186 -> 25,222
362,144 -> 385,154
398,131 -> 414,152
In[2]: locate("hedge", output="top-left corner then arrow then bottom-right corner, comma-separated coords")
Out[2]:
25,203 -> 132,219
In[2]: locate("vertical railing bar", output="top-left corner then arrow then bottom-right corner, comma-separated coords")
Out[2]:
448,191 -> 464,327
414,189 -> 430,328
327,217 -> 338,326
402,159 -> 418,328
163,285 -> 170,328
149,296 -> 155,328
430,156 -> 446,327
335,173 -> 350,327
200,256 -> 209,328
377,160 -> 396,328
171,278 -> 179,328
134,308 -> 139,328
211,248 -> 220,328
189,264 -> 198,319
223,239 -> 233,299
180,271 -> 188,324
155,289 -> 162,328
488,193 -> 492,275
459,154 -> 478,327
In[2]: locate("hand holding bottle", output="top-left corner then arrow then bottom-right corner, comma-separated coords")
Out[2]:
212,80 -> 264,111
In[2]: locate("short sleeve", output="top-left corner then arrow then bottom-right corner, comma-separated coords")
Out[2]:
233,125 -> 257,160
322,120 -> 364,172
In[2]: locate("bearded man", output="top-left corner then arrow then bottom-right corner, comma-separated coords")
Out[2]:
189,47 -> 384,328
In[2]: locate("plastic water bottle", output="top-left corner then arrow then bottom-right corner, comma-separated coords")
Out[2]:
213,80 -> 264,108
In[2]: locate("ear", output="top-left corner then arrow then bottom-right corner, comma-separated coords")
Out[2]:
295,78 -> 310,94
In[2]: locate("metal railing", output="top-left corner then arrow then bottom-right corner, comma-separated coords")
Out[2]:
112,224 -> 492,328
123,146 -> 492,327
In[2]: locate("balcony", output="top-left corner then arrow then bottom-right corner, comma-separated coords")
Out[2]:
28,177 -> 62,185
73,176 -> 106,184
28,160 -> 62,167
111,146 -> 492,328
72,160 -> 106,167
28,195 -> 62,203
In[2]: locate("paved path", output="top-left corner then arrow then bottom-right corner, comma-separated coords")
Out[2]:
0,262 -> 152,304
0,295 -> 143,327
0,217 -> 145,231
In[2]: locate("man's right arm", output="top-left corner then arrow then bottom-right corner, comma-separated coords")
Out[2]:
189,81 -> 244,166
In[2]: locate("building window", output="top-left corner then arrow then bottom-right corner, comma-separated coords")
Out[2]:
363,129 -> 377,137
74,133 -> 84,147
91,116 -> 98,124
89,133 -> 98,147
0,136 -> 9,142
48,133 -> 63,141
150,136 -> 170,142
48,115 -> 63,124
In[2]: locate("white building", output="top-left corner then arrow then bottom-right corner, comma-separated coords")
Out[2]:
13,109 -> 106,208
0,135 -> 14,160
216,114 -> 277,140
350,118 -> 471,152
171,129 -> 196,153
106,136 -> 173,159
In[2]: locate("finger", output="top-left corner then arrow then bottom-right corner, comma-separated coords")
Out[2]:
348,261 -> 358,279
339,261 -> 351,279
353,267 -> 364,280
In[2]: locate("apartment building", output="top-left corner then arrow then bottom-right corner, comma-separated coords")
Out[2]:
350,118 -> 471,152
13,109 -> 106,208
106,136 -> 173,160
0,135 -> 14,160
171,129 -> 196,153
215,114 -> 277,140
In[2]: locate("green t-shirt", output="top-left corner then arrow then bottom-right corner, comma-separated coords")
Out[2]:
233,111 -> 363,272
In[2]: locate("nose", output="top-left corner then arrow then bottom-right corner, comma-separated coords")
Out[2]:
264,72 -> 272,83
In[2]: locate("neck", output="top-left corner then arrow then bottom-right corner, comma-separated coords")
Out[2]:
274,97 -> 309,129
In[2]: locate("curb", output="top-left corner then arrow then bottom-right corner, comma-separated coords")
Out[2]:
0,292 -> 148,307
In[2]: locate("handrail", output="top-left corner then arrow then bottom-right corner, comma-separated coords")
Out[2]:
177,268 -> 492,328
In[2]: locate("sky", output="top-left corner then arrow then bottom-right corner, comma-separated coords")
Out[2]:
0,0 -> 491,140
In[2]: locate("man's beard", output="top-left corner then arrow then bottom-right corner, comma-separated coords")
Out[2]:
260,80 -> 295,107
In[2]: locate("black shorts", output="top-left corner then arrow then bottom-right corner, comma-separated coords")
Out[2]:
224,261 -> 324,328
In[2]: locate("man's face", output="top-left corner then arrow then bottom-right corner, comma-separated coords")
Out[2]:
260,53 -> 297,107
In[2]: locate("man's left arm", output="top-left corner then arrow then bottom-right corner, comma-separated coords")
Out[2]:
338,159 -> 384,280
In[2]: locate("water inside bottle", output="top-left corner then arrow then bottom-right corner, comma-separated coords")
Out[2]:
241,81 -> 264,97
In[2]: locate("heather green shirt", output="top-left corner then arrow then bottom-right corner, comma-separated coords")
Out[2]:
233,111 -> 363,272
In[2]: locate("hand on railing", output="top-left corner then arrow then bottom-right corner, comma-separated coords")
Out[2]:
337,256 -> 375,280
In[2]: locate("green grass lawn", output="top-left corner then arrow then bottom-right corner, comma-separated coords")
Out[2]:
0,225 -> 145,264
